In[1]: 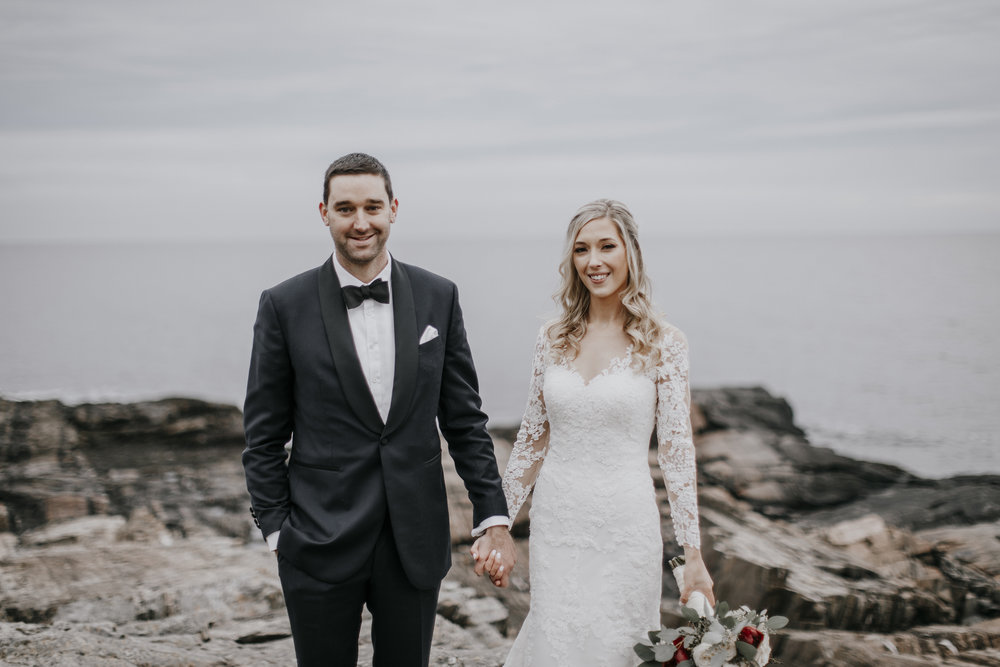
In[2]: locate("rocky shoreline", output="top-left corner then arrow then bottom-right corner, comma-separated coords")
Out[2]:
1,389 -> 998,666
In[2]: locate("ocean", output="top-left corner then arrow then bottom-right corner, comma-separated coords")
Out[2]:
1,233 -> 997,479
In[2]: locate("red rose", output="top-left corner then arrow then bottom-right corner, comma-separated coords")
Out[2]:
663,637 -> 691,665
739,626 -> 764,647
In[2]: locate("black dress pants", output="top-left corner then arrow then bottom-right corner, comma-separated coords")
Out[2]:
277,518 -> 441,667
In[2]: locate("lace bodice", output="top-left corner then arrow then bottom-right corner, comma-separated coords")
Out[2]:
502,323 -> 701,548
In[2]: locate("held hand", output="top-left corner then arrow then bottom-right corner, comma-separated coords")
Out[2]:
470,526 -> 516,587
681,551 -> 715,607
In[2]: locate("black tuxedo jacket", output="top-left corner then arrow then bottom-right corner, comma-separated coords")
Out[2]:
242,257 -> 507,590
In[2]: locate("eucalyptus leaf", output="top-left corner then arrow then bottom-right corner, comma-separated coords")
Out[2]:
633,643 -> 655,661
660,628 -> 681,643
737,640 -> 758,659
716,600 -> 730,617
720,615 -> 736,630
639,662 -> 660,667
767,615 -> 789,630
653,643 -> 677,661
647,630 -> 660,644
677,661 -> 694,667
682,606 -> 702,622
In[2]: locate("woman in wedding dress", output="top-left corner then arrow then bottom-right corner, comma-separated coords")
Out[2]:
481,199 -> 715,666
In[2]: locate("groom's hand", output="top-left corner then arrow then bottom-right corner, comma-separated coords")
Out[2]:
470,526 -> 516,588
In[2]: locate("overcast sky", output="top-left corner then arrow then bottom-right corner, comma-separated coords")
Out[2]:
1,0 -> 998,242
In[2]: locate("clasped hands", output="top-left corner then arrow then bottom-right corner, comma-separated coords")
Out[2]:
470,525 -> 516,588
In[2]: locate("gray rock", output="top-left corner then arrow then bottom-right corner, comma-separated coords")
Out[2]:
2,389 -> 998,666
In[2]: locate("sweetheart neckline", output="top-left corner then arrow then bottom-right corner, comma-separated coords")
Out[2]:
560,345 -> 634,387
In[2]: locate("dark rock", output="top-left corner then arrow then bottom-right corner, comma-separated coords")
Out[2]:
69,397 -> 244,449
2,389 -> 998,666
691,386 -> 806,437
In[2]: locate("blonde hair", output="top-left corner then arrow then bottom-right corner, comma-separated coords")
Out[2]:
549,199 -> 664,368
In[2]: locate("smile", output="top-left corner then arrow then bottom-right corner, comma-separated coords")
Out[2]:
588,272 -> 609,284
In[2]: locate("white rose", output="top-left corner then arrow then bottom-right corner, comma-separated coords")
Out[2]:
754,633 -> 772,666
692,639 -> 737,667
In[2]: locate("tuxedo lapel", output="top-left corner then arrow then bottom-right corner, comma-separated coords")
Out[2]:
317,258 -> 384,433
385,261 -> 418,436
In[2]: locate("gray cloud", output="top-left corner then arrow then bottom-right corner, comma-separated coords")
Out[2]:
1,0 -> 998,241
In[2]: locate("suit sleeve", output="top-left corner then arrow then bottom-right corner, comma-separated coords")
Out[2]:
436,284 -> 509,527
242,290 -> 294,539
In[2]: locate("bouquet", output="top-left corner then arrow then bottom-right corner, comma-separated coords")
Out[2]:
634,558 -> 788,667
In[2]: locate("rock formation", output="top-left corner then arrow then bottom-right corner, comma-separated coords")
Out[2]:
1,389 -> 998,666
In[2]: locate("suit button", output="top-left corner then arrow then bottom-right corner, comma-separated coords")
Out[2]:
380,437 -> 388,446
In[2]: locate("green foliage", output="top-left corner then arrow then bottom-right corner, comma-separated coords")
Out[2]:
766,615 -> 789,630
737,640 -> 758,659
635,598 -> 789,667
633,642 -> 655,661
653,642 -> 677,662
681,605 -> 702,622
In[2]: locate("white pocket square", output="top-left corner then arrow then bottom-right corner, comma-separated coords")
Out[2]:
419,325 -> 439,345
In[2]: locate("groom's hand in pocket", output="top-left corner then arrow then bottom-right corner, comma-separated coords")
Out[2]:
470,526 -> 516,587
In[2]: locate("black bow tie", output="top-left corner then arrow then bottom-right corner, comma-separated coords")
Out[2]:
342,279 -> 390,309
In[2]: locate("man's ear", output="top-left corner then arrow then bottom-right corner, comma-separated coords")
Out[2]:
319,202 -> 329,226
390,198 -> 399,223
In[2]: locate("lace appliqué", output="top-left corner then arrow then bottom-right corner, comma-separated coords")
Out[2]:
654,326 -> 701,549
502,326 -> 552,522
501,323 -> 703,666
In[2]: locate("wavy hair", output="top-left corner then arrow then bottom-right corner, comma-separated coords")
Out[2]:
548,199 -> 664,369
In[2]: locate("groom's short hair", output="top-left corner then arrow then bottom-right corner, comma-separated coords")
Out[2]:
323,153 -> 394,204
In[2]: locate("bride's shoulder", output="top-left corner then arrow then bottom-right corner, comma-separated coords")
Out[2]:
528,320 -> 558,358
651,321 -> 690,372
538,320 -> 560,345
655,320 -> 688,349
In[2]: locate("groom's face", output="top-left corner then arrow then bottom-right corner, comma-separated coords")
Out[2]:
320,173 -> 397,271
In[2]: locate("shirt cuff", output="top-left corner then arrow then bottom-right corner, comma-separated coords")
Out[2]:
471,515 -> 510,537
266,530 -> 280,552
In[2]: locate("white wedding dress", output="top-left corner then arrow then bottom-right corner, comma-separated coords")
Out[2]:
502,324 -> 702,667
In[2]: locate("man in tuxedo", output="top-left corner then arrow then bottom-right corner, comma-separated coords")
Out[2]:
242,152 -> 515,666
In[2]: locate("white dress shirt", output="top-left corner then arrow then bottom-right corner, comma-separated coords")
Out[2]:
334,255 -> 395,422
267,253 -> 506,551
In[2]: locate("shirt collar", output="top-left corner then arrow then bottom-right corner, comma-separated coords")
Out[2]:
332,252 -> 393,289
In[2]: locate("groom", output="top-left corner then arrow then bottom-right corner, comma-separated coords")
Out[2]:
242,153 -> 515,666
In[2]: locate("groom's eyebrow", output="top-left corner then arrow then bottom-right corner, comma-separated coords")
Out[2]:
332,197 -> 385,207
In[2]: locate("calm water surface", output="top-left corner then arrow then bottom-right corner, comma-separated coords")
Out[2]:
1,233 -> 997,478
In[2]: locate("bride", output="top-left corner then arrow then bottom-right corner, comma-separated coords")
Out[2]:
478,199 -> 715,666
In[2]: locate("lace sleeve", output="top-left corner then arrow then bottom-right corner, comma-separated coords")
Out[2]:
501,326 -> 552,522
655,326 -> 701,549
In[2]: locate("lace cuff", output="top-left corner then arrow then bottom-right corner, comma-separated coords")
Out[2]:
502,325 -> 551,521
655,327 -> 701,549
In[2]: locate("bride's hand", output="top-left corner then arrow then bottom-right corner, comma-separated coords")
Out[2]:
681,551 -> 715,607
470,527 -> 516,587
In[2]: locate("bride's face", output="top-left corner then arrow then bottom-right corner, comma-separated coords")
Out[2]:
572,217 -> 628,300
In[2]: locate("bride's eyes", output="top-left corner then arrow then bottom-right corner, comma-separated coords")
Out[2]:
602,243 -> 617,250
